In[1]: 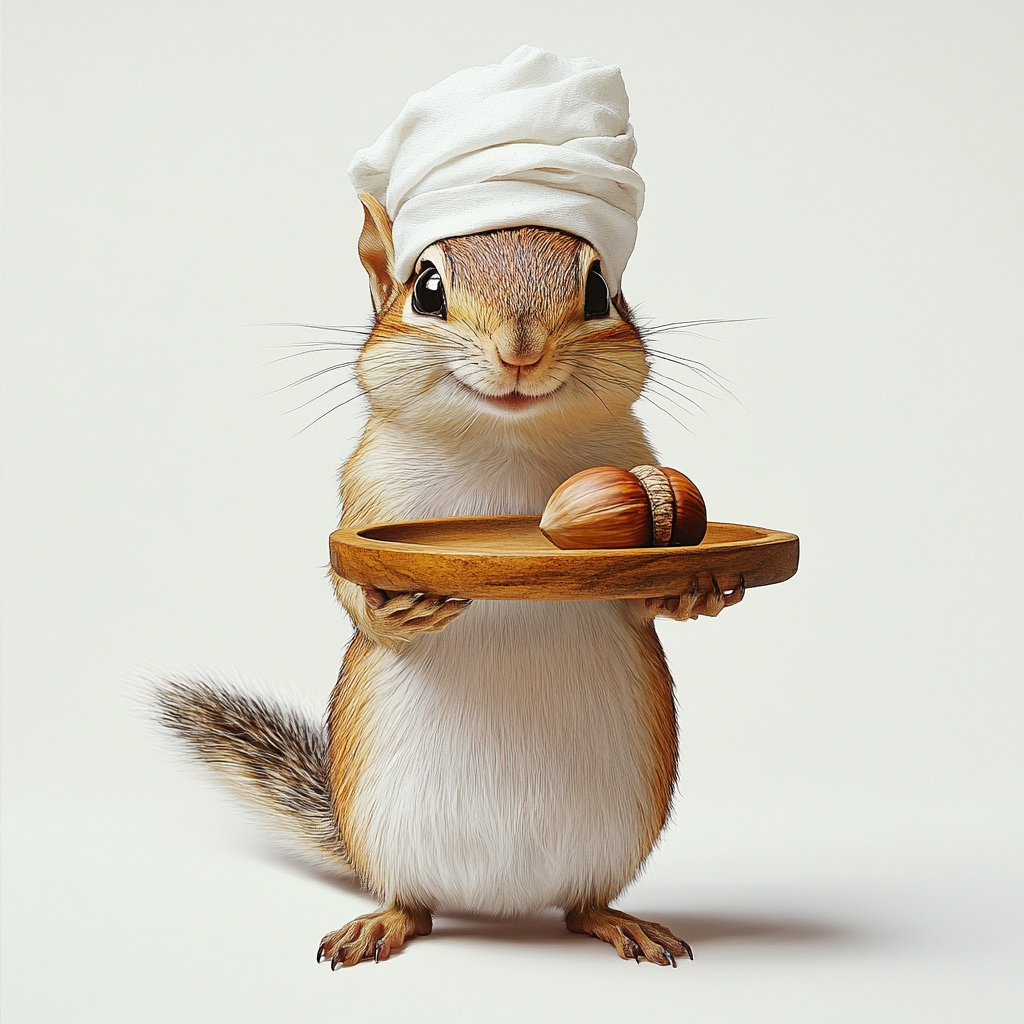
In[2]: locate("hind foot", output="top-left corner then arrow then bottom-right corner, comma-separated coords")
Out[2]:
565,905 -> 692,966
317,903 -> 432,968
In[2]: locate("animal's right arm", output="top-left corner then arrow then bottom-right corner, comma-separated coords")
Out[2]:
332,571 -> 471,649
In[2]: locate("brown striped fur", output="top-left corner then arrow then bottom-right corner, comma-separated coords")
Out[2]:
325,197 -> 681,930
326,634 -> 388,883
156,192 -> 708,968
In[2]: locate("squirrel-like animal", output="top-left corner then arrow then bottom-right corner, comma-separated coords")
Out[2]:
156,193 -> 744,968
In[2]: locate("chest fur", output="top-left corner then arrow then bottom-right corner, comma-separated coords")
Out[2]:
332,420 -> 675,914
342,419 -> 657,523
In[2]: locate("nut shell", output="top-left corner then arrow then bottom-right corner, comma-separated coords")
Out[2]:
539,465 -> 708,550
662,468 -> 708,546
539,467 -> 651,549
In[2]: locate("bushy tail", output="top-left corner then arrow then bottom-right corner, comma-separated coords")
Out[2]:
153,678 -> 353,878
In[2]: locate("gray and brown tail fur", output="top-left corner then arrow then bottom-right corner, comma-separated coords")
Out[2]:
153,678 -> 353,878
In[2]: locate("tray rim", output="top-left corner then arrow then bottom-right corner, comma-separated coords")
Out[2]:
339,515 -> 796,557
329,515 -> 799,601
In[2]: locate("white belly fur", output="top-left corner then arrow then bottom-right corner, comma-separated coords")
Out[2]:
348,598 -> 660,917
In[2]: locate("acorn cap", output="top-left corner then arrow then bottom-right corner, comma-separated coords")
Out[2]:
629,465 -> 676,545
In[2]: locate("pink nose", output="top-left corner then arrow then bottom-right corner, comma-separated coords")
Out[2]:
494,320 -> 547,369
500,350 -> 544,369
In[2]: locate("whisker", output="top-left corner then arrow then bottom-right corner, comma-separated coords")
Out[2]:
570,373 -> 623,429
290,360 -> 457,430
637,390 -> 698,435
286,377 -> 359,413
568,361 -> 705,425
255,321 -> 372,337
642,316 -> 767,333
275,350 -> 459,404
266,361 -> 360,395
263,339 -> 379,365
572,354 -> 698,430
641,378 -> 704,416
292,392 -> 368,436
645,349 -> 735,392
646,370 -> 719,407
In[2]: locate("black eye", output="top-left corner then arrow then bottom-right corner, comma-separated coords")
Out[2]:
584,262 -> 610,320
412,261 -> 446,318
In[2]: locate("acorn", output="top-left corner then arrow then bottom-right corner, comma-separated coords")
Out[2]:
539,465 -> 707,549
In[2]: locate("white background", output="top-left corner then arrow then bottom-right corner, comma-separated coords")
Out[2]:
3,2 -> 1021,1021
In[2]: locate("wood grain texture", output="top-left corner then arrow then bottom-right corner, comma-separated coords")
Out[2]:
329,517 -> 799,601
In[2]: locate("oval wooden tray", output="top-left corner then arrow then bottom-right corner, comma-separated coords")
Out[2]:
329,517 -> 799,602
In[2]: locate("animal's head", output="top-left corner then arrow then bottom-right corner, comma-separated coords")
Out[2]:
354,193 -> 649,437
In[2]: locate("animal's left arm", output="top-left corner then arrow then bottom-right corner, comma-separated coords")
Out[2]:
645,575 -> 745,620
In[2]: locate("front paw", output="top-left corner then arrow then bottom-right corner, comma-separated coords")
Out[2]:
646,574 -> 744,620
361,587 -> 471,647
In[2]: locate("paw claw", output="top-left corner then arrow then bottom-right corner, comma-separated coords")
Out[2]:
566,906 -> 690,967
723,575 -> 745,608
360,585 -> 388,610
649,571 -> 744,621
365,590 -> 472,645
319,906 -> 431,970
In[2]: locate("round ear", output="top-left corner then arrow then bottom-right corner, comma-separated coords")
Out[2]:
356,193 -> 401,315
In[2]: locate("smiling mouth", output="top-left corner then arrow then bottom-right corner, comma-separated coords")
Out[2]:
457,381 -> 564,410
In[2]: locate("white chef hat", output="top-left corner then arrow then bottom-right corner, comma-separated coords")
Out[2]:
347,45 -> 645,295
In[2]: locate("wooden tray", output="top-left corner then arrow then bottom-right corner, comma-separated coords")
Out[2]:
329,517 -> 799,602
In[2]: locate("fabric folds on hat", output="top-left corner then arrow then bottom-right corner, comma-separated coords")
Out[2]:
348,45 -> 645,295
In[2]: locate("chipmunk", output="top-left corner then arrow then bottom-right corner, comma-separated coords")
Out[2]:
156,192 -> 744,969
